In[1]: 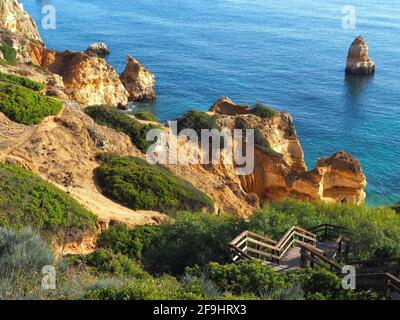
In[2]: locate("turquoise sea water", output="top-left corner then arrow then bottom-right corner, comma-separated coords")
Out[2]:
21,0 -> 400,206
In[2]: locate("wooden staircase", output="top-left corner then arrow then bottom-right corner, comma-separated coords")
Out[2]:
229,224 -> 400,299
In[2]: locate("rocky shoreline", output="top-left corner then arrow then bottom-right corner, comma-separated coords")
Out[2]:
0,0 -> 369,228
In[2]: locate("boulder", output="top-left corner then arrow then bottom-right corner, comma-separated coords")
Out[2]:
120,55 -> 155,102
85,42 -> 110,57
345,36 -> 375,75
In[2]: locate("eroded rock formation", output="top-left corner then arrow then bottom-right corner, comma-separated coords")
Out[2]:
120,55 -> 155,102
208,98 -> 367,204
38,49 -> 129,107
0,0 -> 42,42
345,36 -> 375,75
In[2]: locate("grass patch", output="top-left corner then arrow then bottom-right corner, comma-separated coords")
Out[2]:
94,153 -> 214,214
252,103 -> 278,119
0,72 -> 45,91
0,163 -> 97,237
0,42 -> 17,66
131,111 -> 158,122
85,106 -> 158,153
0,84 -> 62,125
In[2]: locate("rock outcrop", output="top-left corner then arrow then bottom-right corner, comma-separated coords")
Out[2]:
345,36 -> 375,75
120,55 -> 155,102
0,0 -> 42,42
209,97 -> 252,115
209,98 -> 367,205
28,46 -> 129,107
85,42 -> 110,57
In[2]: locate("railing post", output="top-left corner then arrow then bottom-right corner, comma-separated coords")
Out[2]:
385,279 -> 391,300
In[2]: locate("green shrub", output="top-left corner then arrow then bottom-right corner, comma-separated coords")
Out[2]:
132,111 -> 158,122
73,249 -> 149,278
282,268 -> 378,300
144,211 -> 246,275
0,227 -> 53,299
0,42 -> 17,66
84,275 -> 202,300
177,110 -> 220,139
98,224 -> 159,261
94,153 -> 214,213
0,72 -> 45,91
249,199 -> 400,259
0,163 -> 96,238
0,227 -> 52,278
85,106 -> 158,152
251,103 -> 277,119
186,260 -> 284,296
0,85 -> 62,125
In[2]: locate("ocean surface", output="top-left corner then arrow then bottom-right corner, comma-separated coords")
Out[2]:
21,0 -> 400,206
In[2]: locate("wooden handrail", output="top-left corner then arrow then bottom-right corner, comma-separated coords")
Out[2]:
300,243 -> 342,272
230,226 -> 317,265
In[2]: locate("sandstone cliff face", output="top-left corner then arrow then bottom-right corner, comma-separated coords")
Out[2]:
0,0 -> 42,42
120,55 -> 155,102
345,36 -> 375,75
209,98 -> 367,205
27,46 -> 129,107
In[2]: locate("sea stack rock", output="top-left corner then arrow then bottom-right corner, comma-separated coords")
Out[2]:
85,42 -> 110,57
0,0 -> 42,42
120,55 -> 155,102
345,36 -> 375,75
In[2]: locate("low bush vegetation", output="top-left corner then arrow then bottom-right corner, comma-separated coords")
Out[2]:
0,227 -> 53,299
0,72 -> 45,91
94,153 -> 214,213
143,211 -> 245,275
187,261 -> 377,300
0,84 -> 62,125
0,163 -> 97,238
85,106 -> 158,152
251,103 -> 278,119
97,224 -> 159,261
177,110 -> 220,138
132,111 -> 158,122
249,199 -> 400,259
0,42 -> 17,66
72,249 -> 149,278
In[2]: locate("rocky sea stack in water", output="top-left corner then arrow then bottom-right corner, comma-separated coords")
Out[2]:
120,55 -> 156,102
345,36 -> 375,75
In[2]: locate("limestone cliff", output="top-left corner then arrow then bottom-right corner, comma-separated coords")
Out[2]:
38,49 -> 129,107
120,55 -> 156,102
0,0 -> 42,42
345,36 -> 375,75
209,98 -> 367,204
